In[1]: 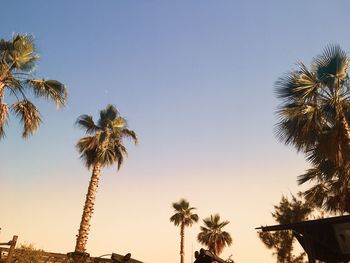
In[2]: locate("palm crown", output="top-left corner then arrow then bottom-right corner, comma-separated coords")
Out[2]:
197,214 -> 232,255
170,199 -> 199,227
276,45 -> 350,157
275,45 -> 350,213
0,34 -> 67,138
76,104 -> 138,169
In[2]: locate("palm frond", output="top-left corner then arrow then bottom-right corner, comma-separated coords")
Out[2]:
303,182 -> 329,210
76,115 -> 99,134
4,75 -> 23,95
98,104 -> 119,127
191,213 -> 199,222
313,44 -> 349,83
97,146 -> 116,167
275,63 -> 319,101
114,145 -> 124,171
115,142 -> 128,156
76,136 -> 99,169
11,99 -> 41,138
121,128 -> 138,144
76,136 -> 98,153
173,199 -> 189,210
170,213 -> 182,226
80,148 -> 97,169
8,34 -> 38,71
97,130 -> 109,146
275,101 -> 323,152
112,117 -> 126,129
27,79 -> 67,108
297,168 -> 322,185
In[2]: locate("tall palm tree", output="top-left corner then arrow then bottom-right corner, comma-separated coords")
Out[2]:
197,214 -> 232,256
74,105 -> 137,257
0,34 -> 67,139
275,45 -> 350,214
170,199 -> 199,263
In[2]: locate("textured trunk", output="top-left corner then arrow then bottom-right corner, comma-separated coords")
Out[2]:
335,74 -> 350,213
180,223 -> 185,263
335,75 -> 350,166
0,83 -> 8,137
338,111 -> 350,213
0,82 -> 4,103
74,162 -> 101,253
337,111 -> 350,165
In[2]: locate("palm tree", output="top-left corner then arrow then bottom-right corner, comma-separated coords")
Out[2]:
275,44 -> 350,214
74,105 -> 137,257
197,214 -> 232,256
170,199 -> 199,263
0,34 -> 67,139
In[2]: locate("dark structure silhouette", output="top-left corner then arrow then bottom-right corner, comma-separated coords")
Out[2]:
0,235 -> 17,263
257,215 -> 350,263
193,249 -> 228,263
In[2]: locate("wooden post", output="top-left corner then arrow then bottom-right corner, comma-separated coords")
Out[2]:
6,235 -> 17,263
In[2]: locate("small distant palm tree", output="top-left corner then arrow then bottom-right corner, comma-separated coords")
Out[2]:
170,199 -> 199,263
197,214 -> 232,256
0,34 -> 67,139
74,105 -> 137,255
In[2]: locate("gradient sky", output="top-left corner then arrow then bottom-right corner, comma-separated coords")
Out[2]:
1,1 -> 350,262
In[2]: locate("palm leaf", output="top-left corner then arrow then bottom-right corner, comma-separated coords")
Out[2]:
121,128 -> 138,144
8,34 -> 38,71
297,167 -> 322,185
275,102 -> 322,151
313,44 -> 349,81
11,99 -> 41,138
80,148 -> 97,169
4,75 -> 23,95
275,63 -> 319,101
27,79 -> 67,108
112,117 -> 126,129
97,146 -> 116,167
98,104 -> 119,127
76,136 -> 98,153
113,145 -> 124,170
76,115 -> 99,134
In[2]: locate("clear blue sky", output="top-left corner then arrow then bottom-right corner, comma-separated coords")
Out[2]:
1,1 -> 350,262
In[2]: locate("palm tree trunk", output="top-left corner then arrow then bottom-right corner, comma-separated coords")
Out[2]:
0,82 -> 5,104
74,162 -> 101,253
338,111 -> 350,213
336,111 -> 350,165
180,223 -> 185,263
0,83 -> 8,137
